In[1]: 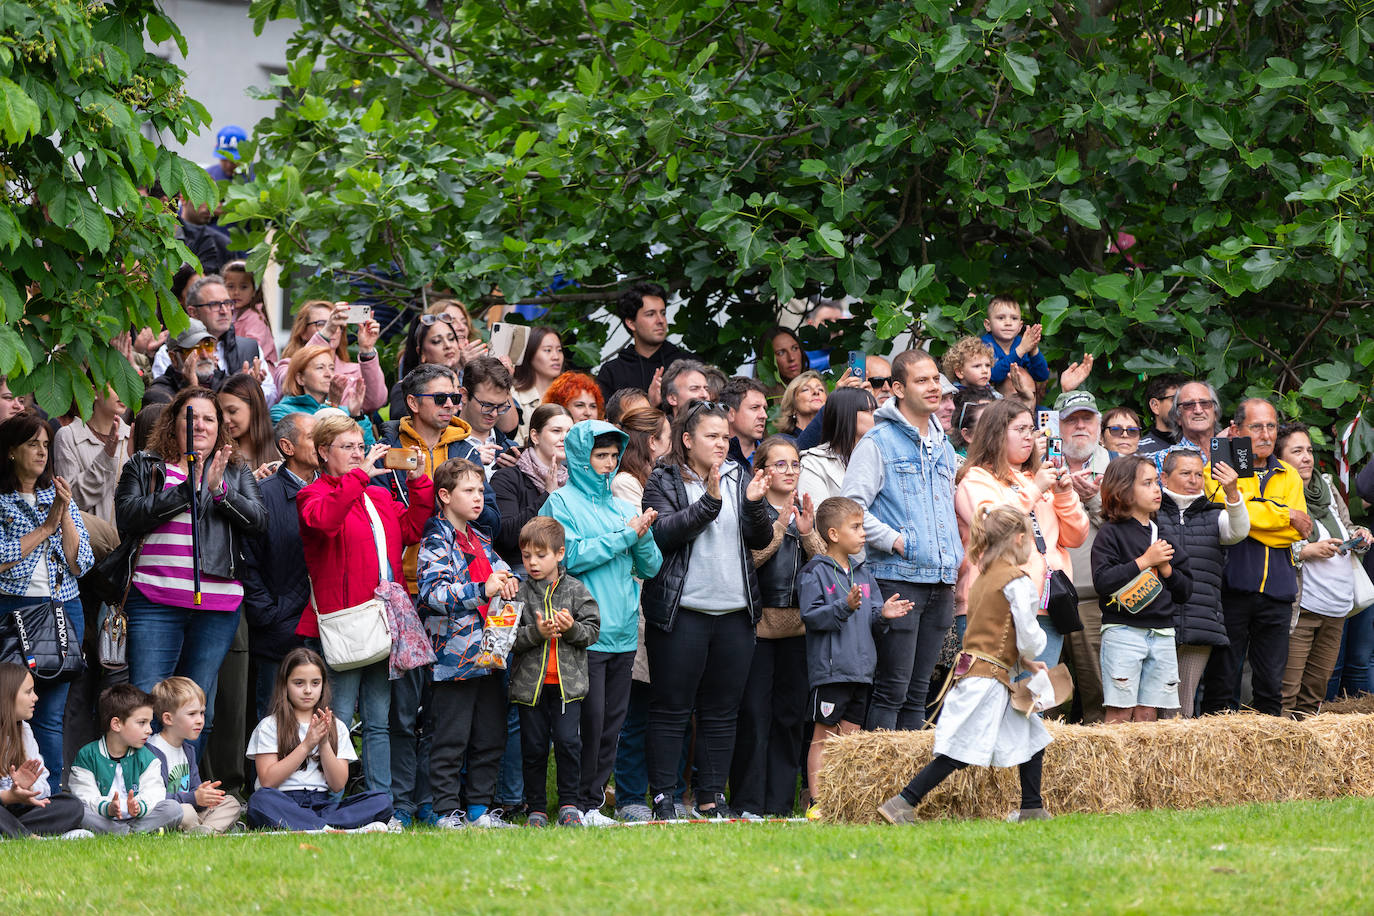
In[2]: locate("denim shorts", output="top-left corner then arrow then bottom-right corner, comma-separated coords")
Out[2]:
1100,625 -> 1180,709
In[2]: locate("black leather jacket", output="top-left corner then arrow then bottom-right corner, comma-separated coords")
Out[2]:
641,461 -> 771,631
98,451 -> 268,599
756,503 -> 805,608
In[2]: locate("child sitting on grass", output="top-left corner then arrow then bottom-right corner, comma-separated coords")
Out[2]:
0,662 -> 86,838
245,647 -> 392,831
878,505 -> 1052,825
942,337 -> 997,392
69,684 -> 184,834
510,517 -> 600,827
981,295 -> 1049,386
418,457 -> 521,829
799,496 -> 911,820
148,676 -> 243,833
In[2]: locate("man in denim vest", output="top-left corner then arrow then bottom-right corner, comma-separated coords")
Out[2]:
842,349 -> 964,730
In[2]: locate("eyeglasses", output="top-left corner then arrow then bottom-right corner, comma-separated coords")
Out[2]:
684,399 -> 727,420
329,442 -> 367,453
196,299 -> 235,312
470,396 -> 511,416
1177,399 -> 1215,412
1106,426 -> 1142,437
1008,424 -> 1035,435
414,392 -> 461,406
1245,423 -> 1278,433
868,376 -> 894,388
767,460 -> 802,472
177,339 -> 217,357
419,313 -> 458,327
305,319 -> 329,330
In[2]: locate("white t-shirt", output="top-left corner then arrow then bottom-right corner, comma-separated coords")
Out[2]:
247,716 -> 355,791
148,734 -> 191,795
1302,519 -> 1356,618
17,493 -> 50,597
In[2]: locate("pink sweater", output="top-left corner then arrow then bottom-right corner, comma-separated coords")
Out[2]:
270,331 -> 387,412
234,309 -> 280,367
953,465 -> 1089,616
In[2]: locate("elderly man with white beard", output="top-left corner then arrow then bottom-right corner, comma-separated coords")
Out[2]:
1056,390 -> 1113,723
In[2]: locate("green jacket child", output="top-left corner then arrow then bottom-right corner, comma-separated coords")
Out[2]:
509,570 -> 600,705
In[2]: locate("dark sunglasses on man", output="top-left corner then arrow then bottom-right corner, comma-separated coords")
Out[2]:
412,391 -> 462,406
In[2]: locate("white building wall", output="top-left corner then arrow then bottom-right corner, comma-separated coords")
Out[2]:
150,0 -> 294,167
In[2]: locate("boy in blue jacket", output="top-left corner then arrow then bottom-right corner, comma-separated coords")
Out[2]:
539,419 -> 662,824
981,294 -> 1050,385
799,496 -> 910,819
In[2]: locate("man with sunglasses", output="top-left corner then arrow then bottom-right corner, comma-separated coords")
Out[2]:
459,356 -> 521,474
376,363 -> 500,827
1136,374 -> 1184,454
795,355 -> 894,450
595,282 -> 697,406
841,349 -> 963,730
1154,380 -> 1223,461
149,274 -> 277,402
144,319 -> 222,405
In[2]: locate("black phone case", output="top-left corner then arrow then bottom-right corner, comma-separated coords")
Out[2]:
1210,437 -> 1232,470
1231,436 -> 1254,477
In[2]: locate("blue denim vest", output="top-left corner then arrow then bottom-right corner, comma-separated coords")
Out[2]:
862,413 -> 963,584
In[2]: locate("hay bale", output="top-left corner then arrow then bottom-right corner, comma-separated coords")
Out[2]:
1318,694 -> 1374,716
817,713 -> 1374,823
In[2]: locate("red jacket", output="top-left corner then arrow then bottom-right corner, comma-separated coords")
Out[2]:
295,468 -> 434,637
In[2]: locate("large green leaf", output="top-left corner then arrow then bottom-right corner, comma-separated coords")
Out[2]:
0,78 -> 41,143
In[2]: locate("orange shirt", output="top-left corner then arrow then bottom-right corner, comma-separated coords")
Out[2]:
543,636 -> 560,685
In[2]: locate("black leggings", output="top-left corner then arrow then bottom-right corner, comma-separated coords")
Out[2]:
899,750 -> 1044,810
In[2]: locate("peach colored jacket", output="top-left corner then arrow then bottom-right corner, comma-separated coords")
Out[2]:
953,465 -> 1089,617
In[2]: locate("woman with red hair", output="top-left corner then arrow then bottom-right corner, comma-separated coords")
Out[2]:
543,371 -> 604,424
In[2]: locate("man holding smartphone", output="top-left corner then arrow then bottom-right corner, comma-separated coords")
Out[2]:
1200,397 -> 1311,717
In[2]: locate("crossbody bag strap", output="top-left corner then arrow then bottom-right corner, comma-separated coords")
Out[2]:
361,491 -> 391,583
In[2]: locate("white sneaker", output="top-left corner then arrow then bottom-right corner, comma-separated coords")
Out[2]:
60,828 -> 94,840
352,821 -> 389,833
385,817 -> 406,833
737,810 -> 766,821
435,811 -> 467,830
582,808 -> 618,827
470,810 -> 518,829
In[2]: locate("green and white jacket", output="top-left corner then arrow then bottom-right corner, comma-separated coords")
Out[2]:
69,738 -> 167,818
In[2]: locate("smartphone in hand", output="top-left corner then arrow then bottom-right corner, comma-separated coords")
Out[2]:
1230,436 -> 1254,477
848,350 -> 866,381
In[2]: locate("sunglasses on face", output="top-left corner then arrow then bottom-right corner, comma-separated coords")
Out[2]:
1106,426 -> 1142,437
1177,399 -> 1215,412
868,376 -> 894,388
684,399 -> 727,420
414,392 -> 461,406
419,313 -> 459,327
177,339 -> 217,357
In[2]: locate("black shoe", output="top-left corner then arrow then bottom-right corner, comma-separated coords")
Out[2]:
651,794 -> 677,821
694,793 -> 738,820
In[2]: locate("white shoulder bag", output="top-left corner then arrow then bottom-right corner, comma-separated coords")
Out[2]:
312,493 -> 393,671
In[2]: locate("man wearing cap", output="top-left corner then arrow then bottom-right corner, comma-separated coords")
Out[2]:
144,319 -> 223,405
207,125 -> 250,183
149,275 -> 277,402
1057,389 -> 1112,724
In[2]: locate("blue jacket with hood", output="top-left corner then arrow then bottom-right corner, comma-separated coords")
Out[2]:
539,420 -> 663,654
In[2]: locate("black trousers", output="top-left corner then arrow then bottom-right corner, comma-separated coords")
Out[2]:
1201,590 -> 1291,716
900,751 -> 1044,810
646,609 -> 754,804
579,650 -> 634,811
0,793 -> 84,837
729,635 -> 808,815
429,675 -> 507,814
520,691 -> 583,814
867,581 -> 955,731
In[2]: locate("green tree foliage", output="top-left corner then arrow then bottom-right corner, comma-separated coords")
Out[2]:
238,0 -> 1374,452
1,0 -> 213,415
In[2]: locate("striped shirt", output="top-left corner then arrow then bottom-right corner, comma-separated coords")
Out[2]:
132,465 -> 242,611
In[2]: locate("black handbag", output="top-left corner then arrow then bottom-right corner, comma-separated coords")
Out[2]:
0,551 -> 85,683
1028,508 -> 1083,635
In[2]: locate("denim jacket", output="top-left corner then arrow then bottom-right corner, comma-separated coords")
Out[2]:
0,486 -> 94,602
840,399 -> 962,585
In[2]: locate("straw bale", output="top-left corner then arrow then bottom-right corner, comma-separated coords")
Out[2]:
1317,694 -> 1374,716
817,713 -> 1374,823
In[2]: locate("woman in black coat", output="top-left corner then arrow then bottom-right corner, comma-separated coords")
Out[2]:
641,400 -> 771,821
489,405 -> 572,570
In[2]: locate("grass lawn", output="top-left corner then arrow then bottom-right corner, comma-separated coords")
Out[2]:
7,797 -> 1370,914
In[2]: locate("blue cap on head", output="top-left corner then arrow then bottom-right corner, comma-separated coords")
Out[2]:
214,125 -> 248,160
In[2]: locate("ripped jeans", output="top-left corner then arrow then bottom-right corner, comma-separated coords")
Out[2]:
1100,625 -> 1180,709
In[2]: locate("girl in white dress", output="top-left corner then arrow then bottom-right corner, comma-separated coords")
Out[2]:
879,505 -> 1053,824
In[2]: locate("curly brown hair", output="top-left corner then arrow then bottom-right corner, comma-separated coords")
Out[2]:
941,336 -> 995,384
145,387 -> 232,463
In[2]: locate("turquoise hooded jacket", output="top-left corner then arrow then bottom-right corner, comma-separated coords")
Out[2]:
539,419 -> 663,653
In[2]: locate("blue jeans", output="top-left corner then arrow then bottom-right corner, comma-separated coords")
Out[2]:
495,701 -> 523,807
126,591 -> 240,747
0,596 -> 82,788
1328,607 -> 1374,698
1036,615 -> 1064,668
305,639 -> 392,798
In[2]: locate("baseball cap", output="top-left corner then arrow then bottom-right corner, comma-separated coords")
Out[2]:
172,319 -> 214,350
939,373 -> 958,396
1055,390 -> 1100,418
214,125 -> 248,161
